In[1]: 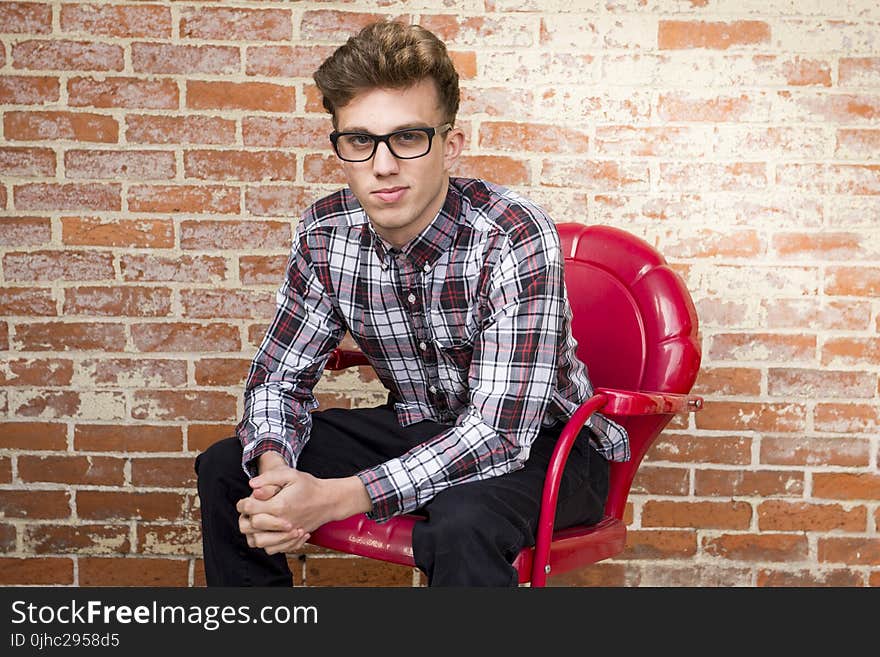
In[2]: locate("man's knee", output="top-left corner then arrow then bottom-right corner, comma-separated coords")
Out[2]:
194,436 -> 242,480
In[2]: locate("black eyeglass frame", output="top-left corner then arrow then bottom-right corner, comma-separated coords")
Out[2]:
329,123 -> 453,162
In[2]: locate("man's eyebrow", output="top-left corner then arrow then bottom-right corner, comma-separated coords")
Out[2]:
338,123 -> 432,134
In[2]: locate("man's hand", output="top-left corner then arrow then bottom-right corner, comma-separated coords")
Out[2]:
236,459 -> 373,556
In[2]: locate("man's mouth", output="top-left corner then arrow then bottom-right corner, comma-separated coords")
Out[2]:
372,186 -> 407,203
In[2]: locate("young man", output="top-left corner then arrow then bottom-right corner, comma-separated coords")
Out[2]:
195,21 -> 629,587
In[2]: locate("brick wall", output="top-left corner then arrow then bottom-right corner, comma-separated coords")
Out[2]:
1,1 -> 878,587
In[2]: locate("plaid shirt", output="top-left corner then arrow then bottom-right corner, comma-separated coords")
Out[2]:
237,177 -> 629,521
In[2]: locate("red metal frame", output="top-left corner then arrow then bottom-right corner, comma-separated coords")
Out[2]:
309,223 -> 703,586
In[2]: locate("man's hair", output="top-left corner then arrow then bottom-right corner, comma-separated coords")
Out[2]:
313,21 -> 460,128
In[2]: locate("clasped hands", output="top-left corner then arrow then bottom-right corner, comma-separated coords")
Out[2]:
236,453 -> 373,555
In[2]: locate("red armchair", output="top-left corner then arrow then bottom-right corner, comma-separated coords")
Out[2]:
310,223 -> 703,586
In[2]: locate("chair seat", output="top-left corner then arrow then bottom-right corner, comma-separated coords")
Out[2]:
309,513 -> 626,583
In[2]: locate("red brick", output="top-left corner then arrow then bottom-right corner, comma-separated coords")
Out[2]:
618,530 -> 697,560
131,322 -> 240,352
0,421 -> 67,450
300,11 -> 406,42
658,92 -> 766,122
659,21 -> 770,50
13,182 -> 121,211
696,469 -> 804,498
126,114 -> 236,145
4,249 -> 115,281
839,57 -> 880,87
131,457 -> 197,488
64,286 -> 173,317
23,524 -> 130,554
768,368 -> 875,399
4,110 -> 118,142
659,228 -> 763,258
181,7 -> 293,41
12,39 -> 124,71
814,403 -> 879,433
818,537 -> 880,566
246,45 -> 334,77
757,500 -> 866,532
120,253 -> 228,283
813,472 -> 880,501
541,159 -> 647,190
0,557 -> 73,585
194,357 -> 250,386
74,424 -> 183,453
184,149 -> 296,182
79,557 -> 189,586
547,561 -> 634,587
0,489 -> 71,519
696,401 -> 807,432
0,216 -> 51,246
764,298 -> 870,331
0,521 -> 14,547
245,185 -> 317,217
0,2 -> 52,34
479,121 -> 590,154
302,153 -> 346,184
180,219 -> 291,250
76,490 -> 188,521
0,75 -> 59,104
243,116 -> 327,148
78,358 -> 187,388
708,333 -> 815,362
68,76 -> 178,109
180,289 -> 275,319
825,266 -> 880,296
60,4 -> 172,38
127,183 -> 239,214
19,454 -> 125,486
760,436 -> 870,468
461,156 -> 532,186
0,146 -> 55,177
15,321 -> 126,351
648,434 -> 751,465
65,149 -> 175,181
822,337 -> 880,367
0,358 -> 72,386
702,533 -> 808,562
641,500 -> 752,529
187,80 -> 295,112
240,254 -> 287,286
757,568 -> 864,587
693,367 -> 761,396
61,216 -> 173,248
131,390 -> 237,422
13,390 -> 126,420
137,523 -> 202,556
629,465 -> 689,496
0,287 -> 57,316
187,424 -> 236,452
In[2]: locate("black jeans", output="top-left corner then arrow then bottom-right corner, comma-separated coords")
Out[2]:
194,405 -> 608,587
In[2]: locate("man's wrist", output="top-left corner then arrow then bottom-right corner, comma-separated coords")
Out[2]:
257,450 -> 287,474
330,475 -> 373,521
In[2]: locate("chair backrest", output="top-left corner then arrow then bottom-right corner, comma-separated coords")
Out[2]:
557,223 -> 701,519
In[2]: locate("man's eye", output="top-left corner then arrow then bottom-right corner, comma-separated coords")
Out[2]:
344,134 -> 374,148
395,131 -> 419,143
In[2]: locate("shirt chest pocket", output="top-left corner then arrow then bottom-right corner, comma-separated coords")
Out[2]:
430,308 -> 477,374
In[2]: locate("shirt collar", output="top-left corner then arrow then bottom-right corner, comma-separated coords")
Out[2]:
365,182 -> 463,272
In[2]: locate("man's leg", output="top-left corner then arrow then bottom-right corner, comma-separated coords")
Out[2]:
195,405 -> 447,586
411,428 -> 609,586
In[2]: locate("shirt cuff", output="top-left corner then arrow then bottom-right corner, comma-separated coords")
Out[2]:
241,434 -> 295,478
356,465 -> 407,522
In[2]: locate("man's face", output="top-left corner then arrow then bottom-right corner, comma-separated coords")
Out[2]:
333,79 -> 464,249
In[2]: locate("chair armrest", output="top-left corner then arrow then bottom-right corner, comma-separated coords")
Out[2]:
325,348 -> 370,370
595,387 -> 704,415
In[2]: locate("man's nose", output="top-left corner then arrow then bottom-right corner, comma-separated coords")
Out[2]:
372,141 -> 399,175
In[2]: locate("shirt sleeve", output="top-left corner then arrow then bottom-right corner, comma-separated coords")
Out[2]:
236,222 -> 345,477
357,219 -> 565,521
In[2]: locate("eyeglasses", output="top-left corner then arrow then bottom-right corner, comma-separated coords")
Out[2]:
329,123 -> 452,162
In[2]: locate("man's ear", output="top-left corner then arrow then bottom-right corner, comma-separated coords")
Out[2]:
442,126 -> 466,171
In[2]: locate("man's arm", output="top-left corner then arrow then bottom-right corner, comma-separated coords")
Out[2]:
237,222 -> 345,477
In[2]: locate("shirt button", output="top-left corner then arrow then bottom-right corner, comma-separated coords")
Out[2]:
419,341 -> 427,351
428,385 -> 437,394
407,293 -> 416,304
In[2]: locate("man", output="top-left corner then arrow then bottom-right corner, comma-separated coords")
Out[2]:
195,20 -> 629,587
